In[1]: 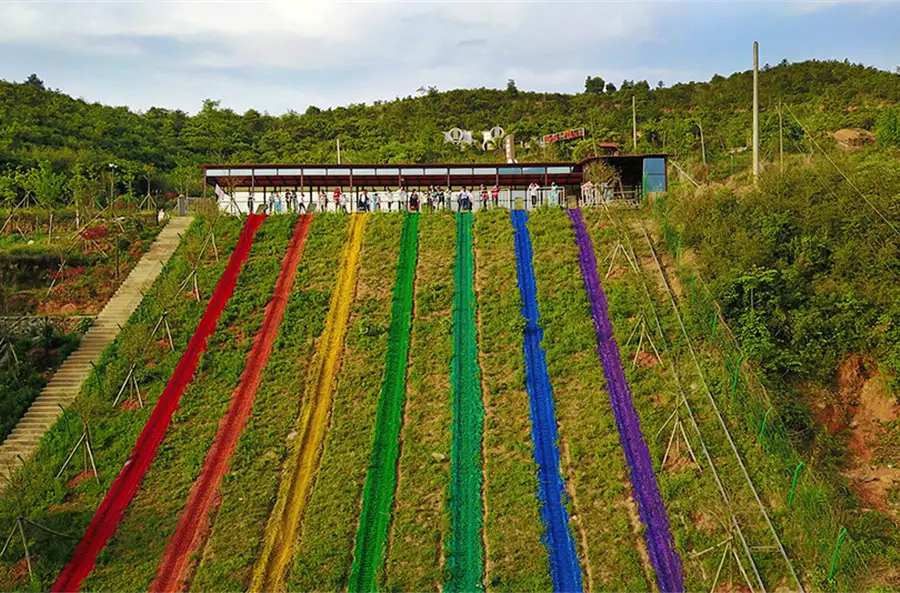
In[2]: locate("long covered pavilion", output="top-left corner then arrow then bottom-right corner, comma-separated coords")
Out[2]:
198,154 -> 667,213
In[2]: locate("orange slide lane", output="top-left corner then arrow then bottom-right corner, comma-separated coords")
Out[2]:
150,214 -> 313,593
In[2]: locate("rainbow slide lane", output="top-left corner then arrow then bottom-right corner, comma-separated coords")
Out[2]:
347,212 -> 418,592
151,214 -> 314,592
567,208 -> 683,593
510,210 -> 583,593
250,213 -> 366,593
52,213 -> 267,593
446,212 -> 485,593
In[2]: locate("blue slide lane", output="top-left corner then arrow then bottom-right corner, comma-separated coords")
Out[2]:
511,210 -> 583,593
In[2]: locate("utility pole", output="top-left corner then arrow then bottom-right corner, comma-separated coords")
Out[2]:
632,95 -> 638,152
753,41 -> 760,181
336,137 -> 341,164
698,119 -> 707,166
778,102 -> 784,173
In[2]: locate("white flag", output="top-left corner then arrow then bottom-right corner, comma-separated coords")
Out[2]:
215,184 -> 228,201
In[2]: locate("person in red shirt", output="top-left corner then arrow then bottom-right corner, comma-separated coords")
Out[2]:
491,184 -> 500,209
333,187 -> 343,212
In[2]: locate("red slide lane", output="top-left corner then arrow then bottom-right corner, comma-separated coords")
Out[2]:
150,214 -> 313,592
52,213 -> 267,593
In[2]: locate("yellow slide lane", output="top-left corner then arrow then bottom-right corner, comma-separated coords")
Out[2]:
250,213 -> 367,592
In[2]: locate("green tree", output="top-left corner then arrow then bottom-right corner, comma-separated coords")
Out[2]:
585,76 -> 605,94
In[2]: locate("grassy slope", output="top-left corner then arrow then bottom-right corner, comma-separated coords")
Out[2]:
82,214 -> 295,591
348,213 -> 418,591
472,209 -> 551,591
286,213 -> 403,591
580,207 -> 734,592
591,205 -> 899,591
0,214 -> 242,590
190,213 -> 349,591
527,207 -> 650,592
383,213 -> 454,592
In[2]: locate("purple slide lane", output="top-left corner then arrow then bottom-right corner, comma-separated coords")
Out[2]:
567,208 -> 684,593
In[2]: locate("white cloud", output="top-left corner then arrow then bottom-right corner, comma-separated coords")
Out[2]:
0,0 -> 896,114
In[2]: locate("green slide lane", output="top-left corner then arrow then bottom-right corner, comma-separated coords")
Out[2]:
348,213 -> 419,592
447,212 -> 485,593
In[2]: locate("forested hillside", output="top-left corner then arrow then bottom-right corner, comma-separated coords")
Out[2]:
1,59 -> 899,202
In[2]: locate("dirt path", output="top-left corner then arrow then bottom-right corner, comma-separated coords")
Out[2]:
151,215 -> 312,592
51,214 -> 265,593
249,213 -> 366,593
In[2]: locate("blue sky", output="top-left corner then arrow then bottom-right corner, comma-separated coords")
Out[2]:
1,0 -> 898,115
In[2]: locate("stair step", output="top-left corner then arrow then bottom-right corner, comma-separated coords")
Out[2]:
0,217 -> 193,491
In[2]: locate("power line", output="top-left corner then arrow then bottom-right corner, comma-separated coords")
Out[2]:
784,104 -> 900,238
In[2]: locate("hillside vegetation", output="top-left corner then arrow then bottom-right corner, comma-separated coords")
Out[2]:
1,60 -> 899,201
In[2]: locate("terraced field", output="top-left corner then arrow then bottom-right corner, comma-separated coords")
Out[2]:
0,207 -> 851,593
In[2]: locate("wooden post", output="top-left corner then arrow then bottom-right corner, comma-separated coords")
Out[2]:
632,95 -> 637,152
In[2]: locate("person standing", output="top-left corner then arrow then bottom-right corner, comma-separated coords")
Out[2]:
247,190 -> 254,215
399,186 -> 408,212
333,187 -> 343,212
318,189 -> 327,212
549,182 -> 560,207
491,184 -> 500,209
409,189 -> 419,212
359,189 -> 368,212
528,182 -> 540,208
479,184 -> 489,210
457,187 -> 470,211
372,190 -> 380,212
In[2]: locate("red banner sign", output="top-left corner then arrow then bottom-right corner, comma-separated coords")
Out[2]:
542,127 -> 585,145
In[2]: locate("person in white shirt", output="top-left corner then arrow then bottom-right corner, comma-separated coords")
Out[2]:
528,182 -> 540,208
458,187 -> 471,211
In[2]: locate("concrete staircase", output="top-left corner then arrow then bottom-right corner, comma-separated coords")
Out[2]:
0,216 -> 194,485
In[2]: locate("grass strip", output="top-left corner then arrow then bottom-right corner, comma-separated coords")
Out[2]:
568,208 -> 683,592
0,214 -> 242,591
285,213 -> 403,591
189,214 -> 349,592
382,213 -> 454,592
510,209 -> 583,592
473,208 -> 551,591
51,213 -> 266,593
528,207 -> 651,592
250,212 -> 366,592
348,213 -> 418,592
81,214 -> 295,592
446,212 -> 485,593
151,214 -> 313,592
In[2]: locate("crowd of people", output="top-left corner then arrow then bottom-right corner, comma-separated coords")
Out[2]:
244,182 -> 562,214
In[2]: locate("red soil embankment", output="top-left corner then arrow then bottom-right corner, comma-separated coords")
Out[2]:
51,213 -> 267,593
151,214 -> 313,592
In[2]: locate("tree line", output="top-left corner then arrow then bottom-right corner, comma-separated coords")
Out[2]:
1,59 -> 898,207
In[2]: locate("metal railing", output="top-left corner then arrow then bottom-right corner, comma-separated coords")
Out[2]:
214,187 -> 568,214
580,185 -> 642,207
